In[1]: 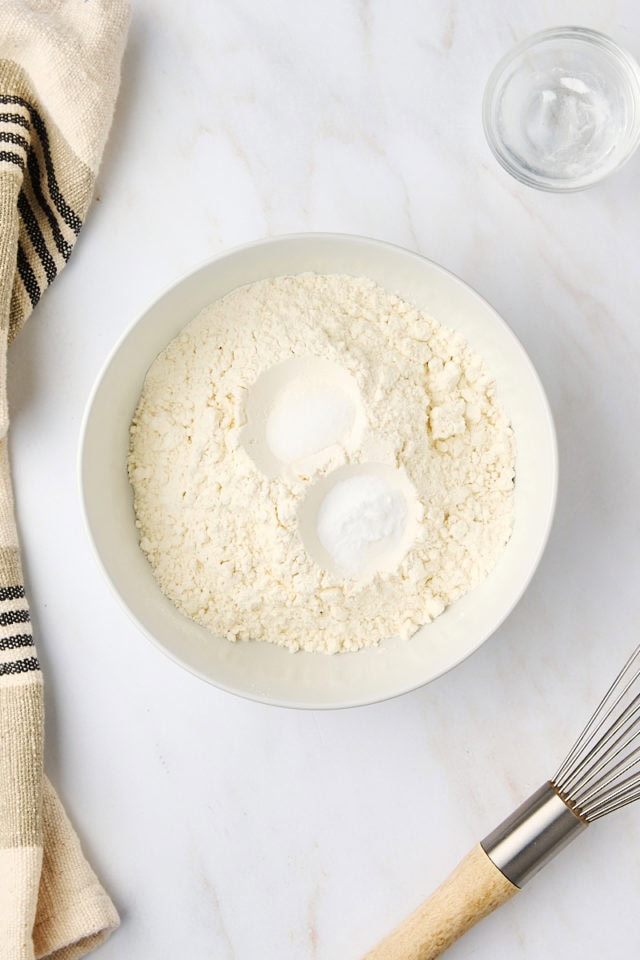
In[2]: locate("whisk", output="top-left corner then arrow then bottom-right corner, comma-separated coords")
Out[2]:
363,642 -> 640,960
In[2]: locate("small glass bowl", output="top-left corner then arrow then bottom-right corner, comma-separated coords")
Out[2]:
483,26 -> 640,191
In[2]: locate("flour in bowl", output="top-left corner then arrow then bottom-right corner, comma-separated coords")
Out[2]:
128,273 -> 515,654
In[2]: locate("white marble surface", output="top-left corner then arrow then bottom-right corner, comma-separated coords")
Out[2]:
9,0 -> 640,957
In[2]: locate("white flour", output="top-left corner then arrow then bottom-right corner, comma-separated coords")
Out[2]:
128,273 -> 515,654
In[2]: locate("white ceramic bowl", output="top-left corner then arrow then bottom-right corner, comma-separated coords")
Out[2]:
80,234 -> 557,709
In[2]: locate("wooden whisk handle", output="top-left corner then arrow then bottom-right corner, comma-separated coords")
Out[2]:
362,844 -> 518,960
363,783 -> 589,959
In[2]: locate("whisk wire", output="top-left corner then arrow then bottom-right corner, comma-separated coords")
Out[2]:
553,655 -> 637,787
555,647 -> 640,784
571,726 -> 640,807
553,644 -> 640,822
568,699 -> 640,796
581,783 -> 640,820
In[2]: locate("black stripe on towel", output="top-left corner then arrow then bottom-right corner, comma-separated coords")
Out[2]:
0,586 -> 25,602
0,149 -> 25,170
18,191 -> 58,283
0,94 -> 82,234
0,609 -> 30,627
0,634 -> 33,651
0,656 -> 39,676
16,242 -> 41,307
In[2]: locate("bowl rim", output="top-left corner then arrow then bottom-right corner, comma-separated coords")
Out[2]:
482,25 -> 640,192
79,232 -> 558,709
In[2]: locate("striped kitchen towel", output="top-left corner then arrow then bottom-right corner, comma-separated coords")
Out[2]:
0,2 -> 130,959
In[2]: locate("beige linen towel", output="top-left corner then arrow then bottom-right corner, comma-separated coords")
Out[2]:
0,2 -> 130,958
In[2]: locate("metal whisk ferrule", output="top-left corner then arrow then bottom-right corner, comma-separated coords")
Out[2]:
481,781 -> 588,887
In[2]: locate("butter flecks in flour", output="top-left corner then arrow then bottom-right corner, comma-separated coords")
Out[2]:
128,273 -> 515,654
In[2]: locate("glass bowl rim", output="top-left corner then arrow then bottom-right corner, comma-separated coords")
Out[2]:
482,25 -> 640,192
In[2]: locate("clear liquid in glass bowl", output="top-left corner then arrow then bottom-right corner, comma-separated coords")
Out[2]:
483,27 -> 640,191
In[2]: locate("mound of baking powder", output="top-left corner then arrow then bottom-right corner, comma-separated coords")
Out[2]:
128,273 -> 515,654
